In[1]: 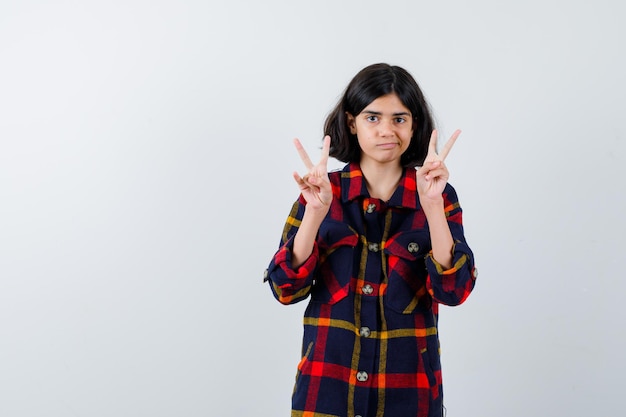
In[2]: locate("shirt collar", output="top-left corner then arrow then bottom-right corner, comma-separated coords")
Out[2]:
339,162 -> 418,209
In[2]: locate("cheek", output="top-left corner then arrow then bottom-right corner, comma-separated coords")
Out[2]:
355,134 -> 366,150
402,132 -> 414,151
403,128 -> 414,142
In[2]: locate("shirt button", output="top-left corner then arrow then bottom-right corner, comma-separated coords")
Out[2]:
407,242 -> 419,253
366,203 -> 376,213
356,371 -> 368,382
360,327 -> 371,337
367,242 -> 379,252
361,284 -> 373,295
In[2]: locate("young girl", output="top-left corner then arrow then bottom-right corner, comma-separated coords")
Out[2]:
264,63 -> 477,417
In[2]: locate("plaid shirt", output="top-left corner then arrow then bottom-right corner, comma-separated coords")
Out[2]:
264,162 -> 477,417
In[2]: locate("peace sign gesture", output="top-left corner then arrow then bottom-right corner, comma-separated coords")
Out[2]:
416,129 -> 461,202
293,135 -> 332,210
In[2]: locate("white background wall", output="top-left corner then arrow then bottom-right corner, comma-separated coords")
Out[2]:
1,0 -> 624,416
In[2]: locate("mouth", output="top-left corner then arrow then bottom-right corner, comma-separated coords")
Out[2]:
377,142 -> 399,149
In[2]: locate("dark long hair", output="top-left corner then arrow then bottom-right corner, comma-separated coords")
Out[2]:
324,63 -> 434,167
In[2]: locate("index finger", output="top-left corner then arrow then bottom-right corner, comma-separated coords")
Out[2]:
293,138 -> 314,170
427,130 -> 438,157
438,129 -> 461,161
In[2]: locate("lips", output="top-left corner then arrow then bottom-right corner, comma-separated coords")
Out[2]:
377,142 -> 399,149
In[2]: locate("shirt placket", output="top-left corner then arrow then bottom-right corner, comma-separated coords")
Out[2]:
353,198 -> 385,416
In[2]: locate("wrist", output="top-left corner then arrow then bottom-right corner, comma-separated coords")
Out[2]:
303,204 -> 329,222
419,195 -> 444,212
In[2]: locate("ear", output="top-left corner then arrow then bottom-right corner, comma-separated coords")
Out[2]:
345,112 -> 357,135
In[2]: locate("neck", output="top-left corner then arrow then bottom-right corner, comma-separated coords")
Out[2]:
360,160 -> 404,201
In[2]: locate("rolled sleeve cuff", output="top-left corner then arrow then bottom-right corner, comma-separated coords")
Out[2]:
276,239 -> 319,280
425,241 -> 476,305
264,236 -> 319,283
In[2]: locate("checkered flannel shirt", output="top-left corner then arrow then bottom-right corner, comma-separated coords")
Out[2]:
264,162 -> 477,417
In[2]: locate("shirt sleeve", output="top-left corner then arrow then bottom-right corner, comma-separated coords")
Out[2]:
263,198 -> 319,305
425,183 -> 477,306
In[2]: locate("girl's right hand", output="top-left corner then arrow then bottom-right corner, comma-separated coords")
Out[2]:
292,135 -> 332,211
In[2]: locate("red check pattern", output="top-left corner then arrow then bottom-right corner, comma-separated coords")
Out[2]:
265,162 -> 476,417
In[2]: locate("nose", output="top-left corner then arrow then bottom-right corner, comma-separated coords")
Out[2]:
378,119 -> 393,136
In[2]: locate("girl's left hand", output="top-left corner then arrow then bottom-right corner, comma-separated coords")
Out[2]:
416,129 -> 460,203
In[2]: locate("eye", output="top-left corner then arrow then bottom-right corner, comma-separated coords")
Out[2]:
366,115 -> 378,122
394,117 -> 406,124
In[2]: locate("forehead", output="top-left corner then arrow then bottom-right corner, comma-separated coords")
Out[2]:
361,93 -> 411,115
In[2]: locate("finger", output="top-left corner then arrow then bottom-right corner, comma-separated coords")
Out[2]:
294,138 -> 314,170
424,166 -> 448,180
318,135 -> 331,167
427,130 -> 438,157
438,129 -> 461,161
293,172 -> 306,189
415,159 -> 438,175
421,161 -> 441,178
303,177 -> 321,194
304,174 -> 317,185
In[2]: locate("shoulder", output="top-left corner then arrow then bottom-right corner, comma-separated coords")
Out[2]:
328,169 -> 342,183
328,163 -> 353,187
441,182 -> 465,221
443,182 -> 460,202
443,181 -> 457,194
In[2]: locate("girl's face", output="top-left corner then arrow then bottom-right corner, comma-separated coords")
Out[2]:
346,93 -> 414,168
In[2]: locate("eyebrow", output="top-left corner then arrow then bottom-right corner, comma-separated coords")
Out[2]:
361,110 -> 412,116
